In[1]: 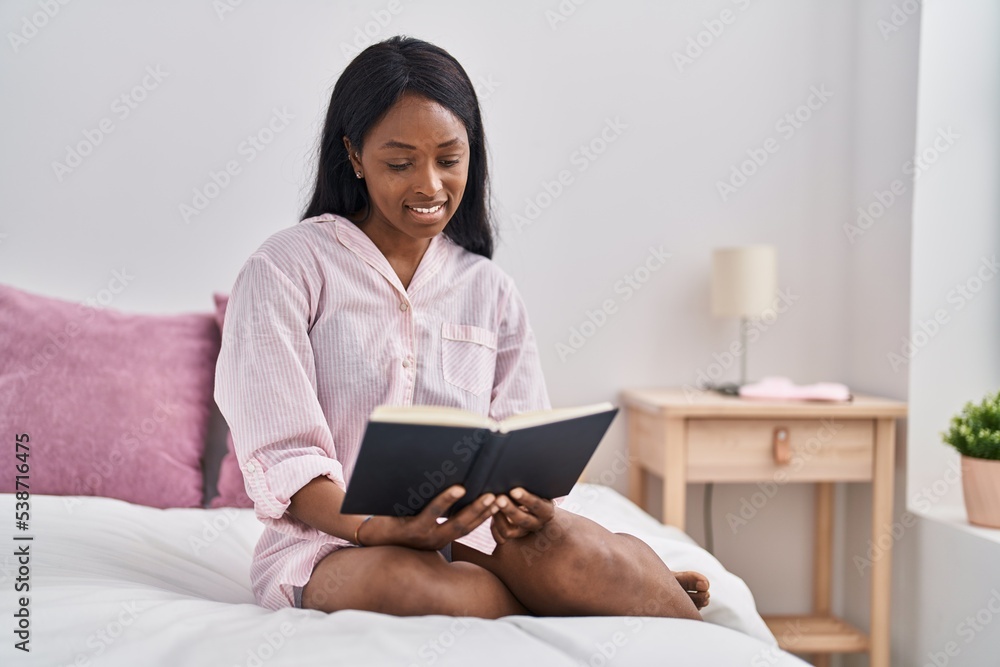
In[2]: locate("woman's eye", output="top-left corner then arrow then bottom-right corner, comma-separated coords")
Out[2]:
386,159 -> 460,171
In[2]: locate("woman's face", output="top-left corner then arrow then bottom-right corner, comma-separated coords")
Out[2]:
346,93 -> 470,242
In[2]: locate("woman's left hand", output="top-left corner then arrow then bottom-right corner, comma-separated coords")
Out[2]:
490,487 -> 555,545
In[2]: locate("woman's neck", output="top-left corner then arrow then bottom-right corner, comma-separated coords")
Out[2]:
354,214 -> 432,290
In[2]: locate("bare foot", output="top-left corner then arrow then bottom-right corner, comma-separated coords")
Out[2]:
674,571 -> 710,609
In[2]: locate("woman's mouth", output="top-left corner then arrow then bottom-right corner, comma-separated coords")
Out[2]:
405,201 -> 447,224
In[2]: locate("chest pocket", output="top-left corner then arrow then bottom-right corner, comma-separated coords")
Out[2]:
441,322 -> 498,397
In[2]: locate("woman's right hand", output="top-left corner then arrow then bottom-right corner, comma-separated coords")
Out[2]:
357,485 -> 499,551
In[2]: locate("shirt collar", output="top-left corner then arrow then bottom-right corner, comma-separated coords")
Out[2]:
332,215 -> 450,297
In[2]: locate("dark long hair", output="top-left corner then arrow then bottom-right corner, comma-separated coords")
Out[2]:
301,36 -> 494,258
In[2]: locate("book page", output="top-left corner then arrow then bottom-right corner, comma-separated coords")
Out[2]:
499,402 -> 615,433
369,405 -> 496,430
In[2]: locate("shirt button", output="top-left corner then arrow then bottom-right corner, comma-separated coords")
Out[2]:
402,359 -> 411,368
399,302 -> 409,311
245,461 -> 256,473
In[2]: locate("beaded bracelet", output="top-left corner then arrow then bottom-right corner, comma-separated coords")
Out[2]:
354,514 -> 375,547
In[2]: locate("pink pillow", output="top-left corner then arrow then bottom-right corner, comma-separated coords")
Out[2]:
208,292 -> 253,509
0,283 -> 219,508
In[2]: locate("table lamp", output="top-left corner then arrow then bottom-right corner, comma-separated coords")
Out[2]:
711,245 -> 777,389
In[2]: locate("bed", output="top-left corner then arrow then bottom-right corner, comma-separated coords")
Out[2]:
1,483 -> 809,666
0,283 -> 808,665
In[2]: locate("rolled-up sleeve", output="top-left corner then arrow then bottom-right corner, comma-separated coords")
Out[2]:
214,253 -> 344,535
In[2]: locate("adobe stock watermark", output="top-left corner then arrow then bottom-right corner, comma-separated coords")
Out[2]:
299,561 -> 352,610
9,268 -> 136,386
681,287 -> 799,401
71,400 -> 179,498
66,601 -> 142,666
7,0 -> 73,53
545,0 -> 588,31
581,619 -> 638,667
339,0 -> 409,59
188,507 -> 244,557
876,0 -> 921,42
390,428 -> 491,519
725,419 -> 843,534
238,622 -> 296,667
886,254 -> 997,372
406,617 -> 473,667
716,85 -> 833,202
472,74 -> 501,104
558,451 -> 633,517
212,0 -> 246,21
844,126 -> 959,244
854,457 -> 961,576
179,107 -> 294,224
514,453 -> 633,567
672,0 -> 755,73
511,117 -> 627,232
751,620 -> 805,667
921,589 -> 1000,667
51,65 -> 169,182
555,245 -> 671,362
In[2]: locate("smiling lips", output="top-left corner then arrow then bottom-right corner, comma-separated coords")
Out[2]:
406,202 -> 445,214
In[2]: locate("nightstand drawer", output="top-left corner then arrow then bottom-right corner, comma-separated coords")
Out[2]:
686,418 -> 874,482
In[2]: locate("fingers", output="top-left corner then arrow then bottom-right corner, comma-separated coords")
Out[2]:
490,508 -> 528,543
490,512 -> 508,545
510,487 -> 556,522
495,487 -> 553,532
441,492 -> 499,541
422,485 -> 467,520
419,486 -> 558,547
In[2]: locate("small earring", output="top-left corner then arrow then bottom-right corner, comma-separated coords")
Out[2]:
355,171 -> 363,179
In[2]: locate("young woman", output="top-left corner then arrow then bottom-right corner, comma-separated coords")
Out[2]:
214,35 -> 709,619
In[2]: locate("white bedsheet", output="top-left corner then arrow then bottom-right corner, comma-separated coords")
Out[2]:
0,483 -> 808,666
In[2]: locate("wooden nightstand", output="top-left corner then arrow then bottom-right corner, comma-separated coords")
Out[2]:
620,388 -> 907,667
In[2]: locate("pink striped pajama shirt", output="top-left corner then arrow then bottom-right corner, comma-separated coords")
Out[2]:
214,213 -> 558,611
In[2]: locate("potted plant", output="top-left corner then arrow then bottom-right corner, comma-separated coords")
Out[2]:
942,389 -> 1000,529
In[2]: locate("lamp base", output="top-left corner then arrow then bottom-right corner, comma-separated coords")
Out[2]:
705,382 -> 742,397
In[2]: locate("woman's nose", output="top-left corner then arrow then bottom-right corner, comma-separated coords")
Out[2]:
412,162 -> 443,197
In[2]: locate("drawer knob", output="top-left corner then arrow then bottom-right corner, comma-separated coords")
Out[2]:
773,427 -> 791,465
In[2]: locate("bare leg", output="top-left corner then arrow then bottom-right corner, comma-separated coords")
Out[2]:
452,508 -> 704,620
302,544 -> 530,618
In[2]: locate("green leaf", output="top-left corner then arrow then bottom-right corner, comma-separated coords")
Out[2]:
942,389 -> 1000,460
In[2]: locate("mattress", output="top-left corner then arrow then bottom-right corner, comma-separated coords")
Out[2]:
0,483 -> 809,666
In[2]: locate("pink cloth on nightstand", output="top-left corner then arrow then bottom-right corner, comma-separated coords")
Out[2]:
738,376 -> 851,402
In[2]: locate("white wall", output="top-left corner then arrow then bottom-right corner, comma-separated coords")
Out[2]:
1,1 -> 990,663
838,1 -> 919,664
0,0 -> 862,617
889,1 -> 1000,665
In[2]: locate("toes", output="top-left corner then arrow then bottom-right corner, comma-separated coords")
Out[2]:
674,571 -> 710,609
674,570 -> 710,592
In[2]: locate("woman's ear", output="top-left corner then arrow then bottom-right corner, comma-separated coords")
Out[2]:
343,136 -> 362,177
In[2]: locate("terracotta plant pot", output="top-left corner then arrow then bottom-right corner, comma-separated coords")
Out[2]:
961,455 -> 1000,529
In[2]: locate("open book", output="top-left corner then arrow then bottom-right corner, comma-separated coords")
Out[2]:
340,402 -> 619,518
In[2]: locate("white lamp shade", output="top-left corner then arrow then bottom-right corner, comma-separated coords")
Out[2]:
711,245 -> 778,317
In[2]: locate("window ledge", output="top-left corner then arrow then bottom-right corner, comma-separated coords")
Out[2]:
910,500 -> 1000,546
